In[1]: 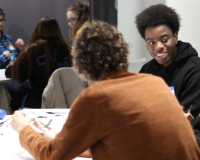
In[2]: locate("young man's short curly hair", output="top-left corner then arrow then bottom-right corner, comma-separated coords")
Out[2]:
72,21 -> 129,81
135,4 -> 181,39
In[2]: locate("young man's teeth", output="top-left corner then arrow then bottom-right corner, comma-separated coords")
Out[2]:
156,53 -> 165,57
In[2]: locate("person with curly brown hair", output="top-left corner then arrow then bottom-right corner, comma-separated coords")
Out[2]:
66,2 -> 90,39
11,21 -> 200,160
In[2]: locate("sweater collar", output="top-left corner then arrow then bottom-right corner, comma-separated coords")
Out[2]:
101,70 -> 135,81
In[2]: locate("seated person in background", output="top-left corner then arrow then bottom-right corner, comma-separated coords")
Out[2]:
67,2 -> 90,39
6,17 -> 71,111
11,21 -> 200,160
136,4 -> 200,120
0,7 -> 24,69
67,2 -> 93,87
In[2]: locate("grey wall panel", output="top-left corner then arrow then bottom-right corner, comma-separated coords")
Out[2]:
0,0 -> 88,46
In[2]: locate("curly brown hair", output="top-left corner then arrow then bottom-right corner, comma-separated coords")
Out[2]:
72,21 -> 129,81
67,2 -> 90,39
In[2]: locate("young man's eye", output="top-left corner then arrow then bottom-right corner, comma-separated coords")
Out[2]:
163,38 -> 168,42
149,41 -> 154,45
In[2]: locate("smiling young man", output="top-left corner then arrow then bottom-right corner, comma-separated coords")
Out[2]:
145,25 -> 178,68
136,4 -> 200,146
136,4 -> 200,121
0,8 -> 24,69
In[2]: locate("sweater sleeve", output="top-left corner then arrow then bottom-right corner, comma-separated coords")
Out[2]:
19,88 -> 97,160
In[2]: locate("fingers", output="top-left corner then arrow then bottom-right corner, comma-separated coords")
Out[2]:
16,38 -> 23,43
15,38 -> 25,46
37,121 -> 51,130
21,112 -> 26,116
35,120 -> 45,125
185,113 -> 194,123
28,116 -> 36,122
14,110 -> 24,117
11,111 -> 28,133
35,121 -> 49,132
14,111 -> 35,123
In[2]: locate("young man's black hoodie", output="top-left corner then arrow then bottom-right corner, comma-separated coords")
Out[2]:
140,41 -> 200,119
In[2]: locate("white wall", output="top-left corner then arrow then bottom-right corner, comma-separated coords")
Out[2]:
118,0 -> 143,61
166,0 -> 200,56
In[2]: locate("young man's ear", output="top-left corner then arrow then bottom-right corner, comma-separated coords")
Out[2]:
174,32 -> 178,44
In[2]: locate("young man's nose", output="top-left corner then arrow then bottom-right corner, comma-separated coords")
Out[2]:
155,41 -> 164,52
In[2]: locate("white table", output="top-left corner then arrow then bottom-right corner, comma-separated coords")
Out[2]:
0,109 -> 92,160
0,69 -> 11,83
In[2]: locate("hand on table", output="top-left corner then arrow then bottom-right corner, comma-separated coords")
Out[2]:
34,121 -> 57,140
15,38 -> 25,50
11,111 -> 35,133
3,50 -> 10,60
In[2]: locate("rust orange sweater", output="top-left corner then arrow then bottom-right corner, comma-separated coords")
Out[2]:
19,71 -> 200,160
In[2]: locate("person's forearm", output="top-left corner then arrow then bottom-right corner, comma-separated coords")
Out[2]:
19,126 -> 53,160
20,124 -> 93,160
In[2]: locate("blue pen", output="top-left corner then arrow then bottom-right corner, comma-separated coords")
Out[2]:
34,119 -> 53,128
44,119 -> 53,128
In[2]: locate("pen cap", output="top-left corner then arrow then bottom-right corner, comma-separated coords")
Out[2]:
0,109 -> 6,119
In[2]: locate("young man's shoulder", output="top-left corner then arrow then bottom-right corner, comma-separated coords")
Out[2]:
139,59 -> 154,73
1,33 -> 12,41
188,56 -> 200,68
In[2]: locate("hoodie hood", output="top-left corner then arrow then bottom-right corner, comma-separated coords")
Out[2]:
175,40 -> 198,62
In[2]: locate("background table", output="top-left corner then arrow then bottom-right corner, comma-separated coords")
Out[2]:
0,109 -> 92,160
0,69 -> 11,83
